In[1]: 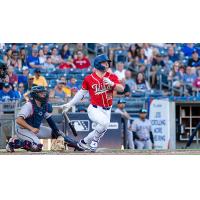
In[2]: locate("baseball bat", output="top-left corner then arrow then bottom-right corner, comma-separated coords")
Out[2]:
63,111 -> 78,137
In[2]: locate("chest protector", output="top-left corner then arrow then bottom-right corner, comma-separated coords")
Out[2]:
25,100 -> 52,128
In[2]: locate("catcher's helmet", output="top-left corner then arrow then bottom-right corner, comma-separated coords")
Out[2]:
30,86 -> 49,103
93,54 -> 111,71
0,59 -> 8,79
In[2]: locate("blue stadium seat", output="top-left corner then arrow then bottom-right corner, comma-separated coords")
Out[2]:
44,74 -> 57,80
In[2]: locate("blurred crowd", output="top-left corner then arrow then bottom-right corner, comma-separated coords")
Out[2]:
1,43 -> 200,102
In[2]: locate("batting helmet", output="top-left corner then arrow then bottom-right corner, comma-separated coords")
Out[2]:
30,86 -> 49,103
0,59 -> 8,79
93,54 -> 111,71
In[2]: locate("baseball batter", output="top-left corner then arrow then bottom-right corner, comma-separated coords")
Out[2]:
62,54 -> 124,152
131,108 -> 154,150
6,86 -> 83,152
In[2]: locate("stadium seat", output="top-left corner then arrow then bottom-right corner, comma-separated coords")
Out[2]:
44,74 -> 58,80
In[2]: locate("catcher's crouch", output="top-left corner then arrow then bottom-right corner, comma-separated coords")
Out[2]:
6,86 -> 83,152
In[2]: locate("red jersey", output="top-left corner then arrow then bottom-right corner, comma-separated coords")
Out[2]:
73,57 -> 90,69
82,72 -> 120,107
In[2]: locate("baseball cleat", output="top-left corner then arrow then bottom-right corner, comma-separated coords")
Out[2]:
78,139 -> 91,151
6,142 -> 15,152
89,140 -> 98,152
75,143 -> 86,151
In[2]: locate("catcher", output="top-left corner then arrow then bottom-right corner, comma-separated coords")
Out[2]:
6,86 -> 83,152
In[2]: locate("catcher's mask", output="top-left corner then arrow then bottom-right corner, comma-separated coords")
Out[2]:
0,59 -> 8,79
30,86 -> 49,103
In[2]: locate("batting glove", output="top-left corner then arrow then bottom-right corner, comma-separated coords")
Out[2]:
103,77 -> 114,87
62,103 -> 71,113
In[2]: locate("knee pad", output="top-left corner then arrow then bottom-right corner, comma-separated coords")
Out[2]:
22,141 -> 33,151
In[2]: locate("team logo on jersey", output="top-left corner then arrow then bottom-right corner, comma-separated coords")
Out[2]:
71,120 -> 90,131
92,84 -> 111,95
38,111 -> 43,116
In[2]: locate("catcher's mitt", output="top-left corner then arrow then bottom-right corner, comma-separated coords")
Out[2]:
51,136 -> 67,151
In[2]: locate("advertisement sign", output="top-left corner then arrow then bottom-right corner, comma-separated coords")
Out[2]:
67,113 -> 122,149
149,99 -> 170,149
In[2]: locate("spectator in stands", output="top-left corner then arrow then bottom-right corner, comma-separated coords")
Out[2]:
18,66 -> 29,90
167,46 -> 179,62
59,44 -> 76,69
67,77 -> 79,89
138,64 -> 147,74
10,50 -> 22,69
114,78 -> 131,97
168,61 -> 183,89
151,53 -> 165,88
73,43 -> 88,58
135,48 -> 148,65
19,47 -> 27,67
56,76 -> 71,97
59,76 -> 71,97
67,77 -> 80,96
3,48 -> 12,64
60,43 -> 72,61
51,47 -> 62,65
27,48 -> 43,69
43,56 -> 55,70
0,83 -> 19,101
128,44 -> 140,63
16,82 -> 26,99
188,50 -> 200,72
33,68 -> 47,87
38,49 -> 46,65
26,75 -> 37,92
114,62 -> 126,80
7,66 -> 18,86
193,69 -> 200,94
73,50 -> 90,69
125,69 -> 135,92
182,43 -> 195,57
59,61 -> 76,69
133,72 -> 151,92
182,66 -> 197,95
143,43 -> 153,61
11,43 -> 17,52
115,99 -> 134,149
43,45 -> 49,56
179,65 -> 186,80
49,80 -> 67,100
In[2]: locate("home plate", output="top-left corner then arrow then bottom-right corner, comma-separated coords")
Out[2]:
96,148 -> 110,153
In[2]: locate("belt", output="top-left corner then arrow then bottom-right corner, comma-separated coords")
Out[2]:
92,105 -> 111,110
136,138 -> 149,142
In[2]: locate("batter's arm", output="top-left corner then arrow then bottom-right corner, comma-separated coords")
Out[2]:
62,89 -> 88,111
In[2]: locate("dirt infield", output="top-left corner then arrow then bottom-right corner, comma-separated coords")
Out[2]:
1,149 -> 200,155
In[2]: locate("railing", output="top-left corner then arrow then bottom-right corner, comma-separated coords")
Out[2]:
0,101 -> 20,149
